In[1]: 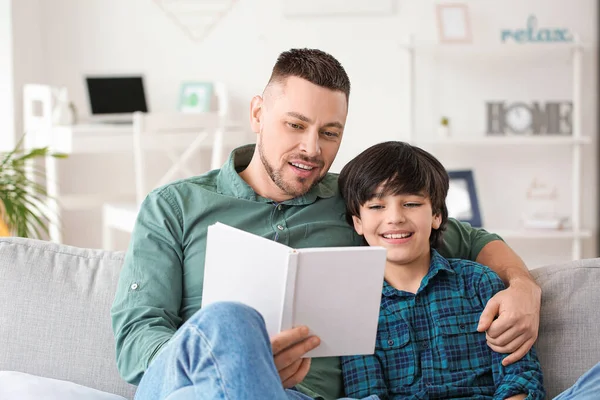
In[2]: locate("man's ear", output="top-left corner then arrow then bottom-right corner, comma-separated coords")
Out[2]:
432,213 -> 442,230
250,95 -> 263,134
352,215 -> 364,236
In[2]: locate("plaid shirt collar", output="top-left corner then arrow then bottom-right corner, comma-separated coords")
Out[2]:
382,249 -> 456,298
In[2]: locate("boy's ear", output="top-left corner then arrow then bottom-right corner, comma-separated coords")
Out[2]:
352,215 -> 364,236
432,213 -> 442,230
250,95 -> 264,134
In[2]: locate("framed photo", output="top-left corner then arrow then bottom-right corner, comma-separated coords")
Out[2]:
179,82 -> 214,113
447,170 -> 482,227
436,3 -> 472,44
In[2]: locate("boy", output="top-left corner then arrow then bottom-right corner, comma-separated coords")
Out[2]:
338,141 -> 545,399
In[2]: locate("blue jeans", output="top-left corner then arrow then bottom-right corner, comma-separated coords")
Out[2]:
553,361 -> 600,400
135,302 -> 378,400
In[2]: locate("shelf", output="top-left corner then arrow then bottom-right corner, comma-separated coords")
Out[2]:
400,41 -> 593,58
490,229 -> 593,240
414,136 -> 591,146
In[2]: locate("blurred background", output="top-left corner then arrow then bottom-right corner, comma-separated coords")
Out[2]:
0,0 -> 597,268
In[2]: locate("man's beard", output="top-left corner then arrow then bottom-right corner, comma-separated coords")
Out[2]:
258,139 -> 325,199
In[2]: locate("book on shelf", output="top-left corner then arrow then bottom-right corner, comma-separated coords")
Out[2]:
201,222 -> 387,358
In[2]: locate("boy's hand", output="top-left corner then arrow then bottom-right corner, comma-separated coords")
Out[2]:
271,326 -> 321,388
477,278 -> 541,366
505,395 -> 526,400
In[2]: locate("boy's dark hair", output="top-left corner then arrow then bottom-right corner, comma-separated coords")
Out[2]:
268,48 -> 350,101
338,141 -> 449,249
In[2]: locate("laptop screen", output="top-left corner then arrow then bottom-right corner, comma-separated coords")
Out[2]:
86,76 -> 148,115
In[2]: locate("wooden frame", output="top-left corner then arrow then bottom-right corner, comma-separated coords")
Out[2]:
436,3 -> 472,44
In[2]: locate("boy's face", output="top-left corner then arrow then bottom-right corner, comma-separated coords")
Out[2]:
352,190 -> 442,269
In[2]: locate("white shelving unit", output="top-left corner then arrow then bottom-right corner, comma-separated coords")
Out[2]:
403,37 -> 591,260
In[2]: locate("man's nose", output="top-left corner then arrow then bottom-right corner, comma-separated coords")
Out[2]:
299,129 -> 321,156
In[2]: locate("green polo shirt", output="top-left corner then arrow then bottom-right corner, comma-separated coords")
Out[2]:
111,144 -> 501,399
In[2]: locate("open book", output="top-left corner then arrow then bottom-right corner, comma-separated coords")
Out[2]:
201,222 -> 387,358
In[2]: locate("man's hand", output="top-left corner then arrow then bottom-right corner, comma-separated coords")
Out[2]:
478,278 -> 542,366
271,326 -> 320,388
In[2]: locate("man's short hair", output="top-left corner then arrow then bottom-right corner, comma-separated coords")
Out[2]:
268,48 -> 350,101
339,141 -> 449,249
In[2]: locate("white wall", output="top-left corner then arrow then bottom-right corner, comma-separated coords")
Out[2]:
0,0 -> 15,151
26,0 -> 598,266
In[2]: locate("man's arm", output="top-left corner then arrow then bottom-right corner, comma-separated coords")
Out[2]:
110,188 -> 184,384
476,241 -> 541,366
440,219 -> 541,366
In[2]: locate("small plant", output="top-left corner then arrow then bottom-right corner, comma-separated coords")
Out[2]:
0,138 -> 67,238
440,116 -> 450,126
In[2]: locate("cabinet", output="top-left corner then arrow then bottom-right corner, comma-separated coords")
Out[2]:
402,37 -> 593,261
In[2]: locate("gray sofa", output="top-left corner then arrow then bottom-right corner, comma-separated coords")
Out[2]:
1,237 -> 599,399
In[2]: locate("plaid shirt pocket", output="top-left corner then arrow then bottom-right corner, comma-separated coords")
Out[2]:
435,312 -> 491,372
377,319 -> 417,387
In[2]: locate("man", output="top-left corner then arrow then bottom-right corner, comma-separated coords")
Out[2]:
111,48 -> 541,399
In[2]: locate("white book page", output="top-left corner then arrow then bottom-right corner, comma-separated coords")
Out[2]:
293,246 -> 386,358
201,222 -> 292,337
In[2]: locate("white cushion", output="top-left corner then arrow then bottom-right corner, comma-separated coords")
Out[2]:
0,371 -> 127,400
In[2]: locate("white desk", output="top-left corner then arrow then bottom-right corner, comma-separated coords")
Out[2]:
28,117 -> 248,243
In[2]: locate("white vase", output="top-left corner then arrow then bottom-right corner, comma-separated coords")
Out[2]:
438,125 -> 451,138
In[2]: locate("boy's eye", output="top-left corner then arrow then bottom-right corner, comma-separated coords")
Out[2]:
405,203 -> 421,208
367,204 -> 384,210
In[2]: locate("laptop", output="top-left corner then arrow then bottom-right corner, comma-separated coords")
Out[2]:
85,76 -> 148,124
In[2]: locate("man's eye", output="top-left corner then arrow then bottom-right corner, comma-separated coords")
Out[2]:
322,131 -> 339,138
288,123 -> 303,130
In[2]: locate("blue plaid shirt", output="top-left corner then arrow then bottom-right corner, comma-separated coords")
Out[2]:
341,250 -> 545,399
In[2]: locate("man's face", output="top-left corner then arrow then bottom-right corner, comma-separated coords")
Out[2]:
352,191 -> 442,269
250,76 -> 348,200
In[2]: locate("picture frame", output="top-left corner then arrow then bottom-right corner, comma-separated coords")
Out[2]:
436,3 -> 472,44
178,82 -> 214,113
447,170 -> 482,227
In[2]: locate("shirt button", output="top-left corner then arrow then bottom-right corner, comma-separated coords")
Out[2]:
387,339 -> 394,346
278,205 -> 282,211
459,324 -> 466,330
422,342 -> 429,349
130,283 -> 139,290
277,225 -> 284,231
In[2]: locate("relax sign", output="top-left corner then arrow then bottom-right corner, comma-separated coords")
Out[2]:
501,16 -> 573,43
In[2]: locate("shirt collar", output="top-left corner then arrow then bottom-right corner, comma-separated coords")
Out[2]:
216,144 -> 337,204
382,249 -> 455,298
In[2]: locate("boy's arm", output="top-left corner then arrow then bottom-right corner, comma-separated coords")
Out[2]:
441,219 -> 541,366
341,354 -> 388,399
110,188 -> 184,384
477,269 -> 546,400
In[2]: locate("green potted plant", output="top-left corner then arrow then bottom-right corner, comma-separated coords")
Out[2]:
0,139 -> 66,238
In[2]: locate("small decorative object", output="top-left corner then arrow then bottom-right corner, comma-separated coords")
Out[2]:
51,87 -> 75,126
501,15 -> 573,44
436,3 -> 472,44
438,116 -> 451,138
522,178 -> 568,230
446,170 -> 482,227
179,82 -> 214,113
486,101 -> 572,135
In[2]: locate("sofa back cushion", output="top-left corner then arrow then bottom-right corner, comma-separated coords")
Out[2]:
532,258 -> 600,398
0,238 -> 136,399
